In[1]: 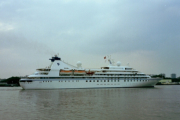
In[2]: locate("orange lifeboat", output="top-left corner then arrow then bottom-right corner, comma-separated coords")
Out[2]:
74,70 -> 86,74
60,70 -> 72,74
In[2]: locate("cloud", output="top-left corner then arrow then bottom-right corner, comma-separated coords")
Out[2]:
0,30 -> 56,78
0,22 -> 14,31
0,0 -> 180,78
0,31 -> 55,55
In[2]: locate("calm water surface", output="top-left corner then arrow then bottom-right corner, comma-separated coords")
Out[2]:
0,86 -> 180,120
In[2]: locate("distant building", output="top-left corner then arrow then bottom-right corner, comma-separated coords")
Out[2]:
171,73 -> 176,78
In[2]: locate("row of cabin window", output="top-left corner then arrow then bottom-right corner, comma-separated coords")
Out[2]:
58,78 -> 146,82
43,80 -> 79,82
42,80 -> 148,83
56,77 -> 147,80
30,77 -> 148,79
124,80 -> 149,82
43,81 -> 52,82
86,80 -> 120,82
86,79 -> 149,82
95,74 -> 146,76
59,80 -> 79,82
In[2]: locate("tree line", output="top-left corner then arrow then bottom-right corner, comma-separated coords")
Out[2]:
0,77 -> 20,86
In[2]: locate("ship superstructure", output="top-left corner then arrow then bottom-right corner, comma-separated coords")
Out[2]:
19,55 -> 161,89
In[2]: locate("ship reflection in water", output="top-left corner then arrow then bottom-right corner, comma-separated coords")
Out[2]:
10,86 -> 179,120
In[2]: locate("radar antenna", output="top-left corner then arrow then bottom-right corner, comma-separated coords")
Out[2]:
107,55 -> 114,65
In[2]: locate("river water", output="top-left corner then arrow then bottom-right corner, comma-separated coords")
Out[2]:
0,86 -> 180,120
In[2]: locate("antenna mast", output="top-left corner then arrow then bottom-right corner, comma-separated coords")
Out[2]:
107,55 -> 112,65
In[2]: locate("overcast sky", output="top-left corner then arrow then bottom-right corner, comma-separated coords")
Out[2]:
0,0 -> 180,78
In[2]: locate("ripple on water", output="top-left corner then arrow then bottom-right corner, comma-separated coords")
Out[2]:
0,86 -> 180,120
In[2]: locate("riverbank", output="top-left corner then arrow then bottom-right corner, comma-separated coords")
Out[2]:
156,82 -> 180,85
0,83 -> 20,87
157,79 -> 180,85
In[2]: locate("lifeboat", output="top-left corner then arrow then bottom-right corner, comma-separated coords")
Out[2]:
59,70 -> 72,74
74,70 -> 86,74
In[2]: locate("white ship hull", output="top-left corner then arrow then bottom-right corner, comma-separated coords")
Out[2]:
20,78 -> 161,89
20,55 -> 161,89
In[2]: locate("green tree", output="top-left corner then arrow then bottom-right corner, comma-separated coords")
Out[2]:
7,77 -> 20,86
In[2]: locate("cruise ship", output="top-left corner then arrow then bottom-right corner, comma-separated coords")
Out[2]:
19,55 -> 161,89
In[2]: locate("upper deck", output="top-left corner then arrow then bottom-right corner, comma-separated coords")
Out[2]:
28,55 -> 149,78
